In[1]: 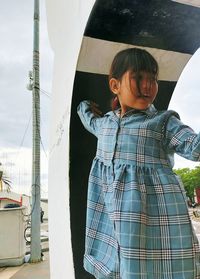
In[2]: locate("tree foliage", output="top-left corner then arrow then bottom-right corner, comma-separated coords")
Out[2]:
0,165 -> 12,192
174,166 -> 200,202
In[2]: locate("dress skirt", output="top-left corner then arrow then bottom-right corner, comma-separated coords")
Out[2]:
84,158 -> 200,279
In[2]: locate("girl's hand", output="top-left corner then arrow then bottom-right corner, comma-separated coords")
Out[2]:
90,102 -> 103,117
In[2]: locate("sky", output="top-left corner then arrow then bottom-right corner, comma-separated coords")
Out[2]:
169,48 -> 200,170
0,1 -> 53,197
0,1 -> 200,197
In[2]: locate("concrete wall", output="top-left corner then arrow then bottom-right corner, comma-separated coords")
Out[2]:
0,207 -> 26,267
45,1 -> 95,278
46,0 -> 200,278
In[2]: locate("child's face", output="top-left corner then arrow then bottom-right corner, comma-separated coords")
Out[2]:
110,70 -> 158,114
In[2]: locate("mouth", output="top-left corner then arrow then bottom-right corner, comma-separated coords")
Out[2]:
141,94 -> 151,99
138,91 -> 151,98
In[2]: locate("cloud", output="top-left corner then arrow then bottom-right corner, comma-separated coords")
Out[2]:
170,48 -> 200,169
170,48 -> 200,131
174,155 -> 199,170
0,1 -> 52,197
0,147 -> 48,197
0,0 -> 53,149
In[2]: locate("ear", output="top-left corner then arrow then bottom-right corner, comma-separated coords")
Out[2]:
109,78 -> 120,94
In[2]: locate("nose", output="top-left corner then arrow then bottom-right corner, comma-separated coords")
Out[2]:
140,78 -> 151,92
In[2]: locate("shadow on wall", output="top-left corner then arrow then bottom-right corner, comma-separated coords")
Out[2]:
70,72 -> 110,279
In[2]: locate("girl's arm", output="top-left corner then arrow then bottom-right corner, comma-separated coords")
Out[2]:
164,115 -> 200,161
77,100 -> 103,137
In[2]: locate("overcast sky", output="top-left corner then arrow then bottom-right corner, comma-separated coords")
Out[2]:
169,48 -> 200,170
0,0 -> 53,197
0,1 -> 199,196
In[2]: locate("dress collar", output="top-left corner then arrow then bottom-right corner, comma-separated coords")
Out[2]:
105,104 -> 157,118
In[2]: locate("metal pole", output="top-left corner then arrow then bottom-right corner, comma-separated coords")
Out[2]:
30,0 -> 41,262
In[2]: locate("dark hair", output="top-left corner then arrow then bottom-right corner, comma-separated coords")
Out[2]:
109,48 -> 159,110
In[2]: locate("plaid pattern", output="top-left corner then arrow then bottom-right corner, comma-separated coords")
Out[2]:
77,101 -> 200,279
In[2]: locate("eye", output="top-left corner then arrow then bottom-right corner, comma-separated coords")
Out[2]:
132,74 -> 143,81
138,74 -> 143,80
147,74 -> 158,83
130,74 -> 137,80
151,76 -> 158,82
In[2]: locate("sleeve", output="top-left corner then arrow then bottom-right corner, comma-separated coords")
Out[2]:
77,100 -> 104,137
163,115 -> 200,161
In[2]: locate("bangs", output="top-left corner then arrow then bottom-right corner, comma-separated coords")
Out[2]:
128,49 -> 158,76
109,48 -> 159,81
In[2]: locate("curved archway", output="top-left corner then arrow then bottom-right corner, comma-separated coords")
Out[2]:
70,1 -> 200,278
46,1 -> 200,278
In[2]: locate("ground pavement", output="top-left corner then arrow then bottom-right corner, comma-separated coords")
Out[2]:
0,252 -> 50,279
0,220 -> 50,279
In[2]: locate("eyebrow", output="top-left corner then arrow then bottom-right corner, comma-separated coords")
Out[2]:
130,72 -> 157,77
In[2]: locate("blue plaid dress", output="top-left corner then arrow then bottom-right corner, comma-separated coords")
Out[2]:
77,100 -> 200,279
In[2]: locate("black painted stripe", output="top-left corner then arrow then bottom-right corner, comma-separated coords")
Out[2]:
84,0 -> 200,54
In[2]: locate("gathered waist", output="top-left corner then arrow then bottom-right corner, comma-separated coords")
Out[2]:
94,154 -> 172,169
91,157 -> 180,194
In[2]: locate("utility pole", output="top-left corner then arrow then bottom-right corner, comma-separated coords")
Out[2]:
30,0 -> 41,262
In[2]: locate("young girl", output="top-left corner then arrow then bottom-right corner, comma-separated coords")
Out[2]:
77,48 -> 200,279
